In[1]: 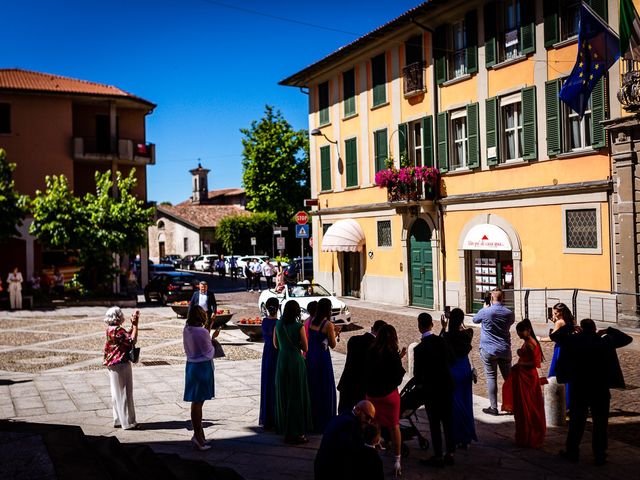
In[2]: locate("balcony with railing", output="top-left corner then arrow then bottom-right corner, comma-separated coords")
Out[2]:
618,60 -> 640,112
403,61 -> 426,97
73,137 -> 156,165
375,166 -> 440,202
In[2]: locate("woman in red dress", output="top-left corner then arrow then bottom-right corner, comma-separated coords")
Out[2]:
502,318 -> 546,448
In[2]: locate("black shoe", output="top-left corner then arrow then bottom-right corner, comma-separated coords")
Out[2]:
482,407 -> 499,416
558,450 -> 579,463
420,456 -> 445,468
444,453 -> 455,466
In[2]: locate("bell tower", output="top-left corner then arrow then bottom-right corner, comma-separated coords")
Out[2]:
190,162 -> 210,204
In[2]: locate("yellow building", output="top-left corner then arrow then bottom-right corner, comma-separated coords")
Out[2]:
281,0 -> 628,323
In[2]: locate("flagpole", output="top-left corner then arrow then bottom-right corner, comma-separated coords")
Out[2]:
581,0 -> 620,39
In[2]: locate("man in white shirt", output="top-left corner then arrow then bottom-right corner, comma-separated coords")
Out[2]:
250,259 -> 262,291
262,260 -> 275,289
189,281 -> 217,319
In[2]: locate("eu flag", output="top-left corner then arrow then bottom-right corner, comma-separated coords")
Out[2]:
559,2 -> 620,116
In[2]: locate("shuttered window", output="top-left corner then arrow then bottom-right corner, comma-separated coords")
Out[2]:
318,82 -> 329,125
398,123 -> 408,166
545,79 -> 562,156
435,10 -> 478,83
437,111 -> 449,173
545,0 -> 606,47
343,69 -> 356,118
374,129 -> 388,173
422,116 -> 434,168
486,97 -> 499,164
466,103 -> 480,168
521,86 -> 537,160
320,146 -> 331,191
372,54 -> 387,106
345,138 -> 358,187
486,0 -> 535,65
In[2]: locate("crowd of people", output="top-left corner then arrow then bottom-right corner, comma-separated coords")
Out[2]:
0,266 -> 66,309
98,282 -> 633,475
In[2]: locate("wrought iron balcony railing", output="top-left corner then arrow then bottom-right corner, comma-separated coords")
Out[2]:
403,61 -> 426,96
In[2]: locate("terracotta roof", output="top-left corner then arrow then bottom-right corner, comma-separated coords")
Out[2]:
158,204 -> 249,229
176,188 -> 246,206
0,68 -> 155,108
279,1 -> 440,87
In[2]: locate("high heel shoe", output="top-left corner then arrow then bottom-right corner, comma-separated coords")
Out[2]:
191,436 -> 211,451
393,456 -> 402,478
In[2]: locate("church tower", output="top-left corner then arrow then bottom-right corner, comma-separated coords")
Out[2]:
190,162 -> 210,204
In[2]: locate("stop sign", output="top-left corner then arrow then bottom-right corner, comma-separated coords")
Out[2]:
295,211 -> 309,225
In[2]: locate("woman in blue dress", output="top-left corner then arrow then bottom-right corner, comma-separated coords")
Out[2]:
542,302 -> 575,409
442,308 -> 477,448
259,297 -> 279,429
306,297 -> 338,433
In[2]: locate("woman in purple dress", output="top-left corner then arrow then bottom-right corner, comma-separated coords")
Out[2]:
259,297 -> 279,429
306,298 -> 338,433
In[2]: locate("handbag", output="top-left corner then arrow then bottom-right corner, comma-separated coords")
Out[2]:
212,338 -> 225,358
128,346 -> 141,363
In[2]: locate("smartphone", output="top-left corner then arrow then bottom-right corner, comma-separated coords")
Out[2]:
547,307 -> 553,322
444,306 -> 451,319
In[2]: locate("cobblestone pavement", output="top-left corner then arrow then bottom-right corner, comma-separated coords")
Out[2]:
1,274 -> 640,478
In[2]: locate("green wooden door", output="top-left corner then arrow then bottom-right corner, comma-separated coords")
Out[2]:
409,219 -> 433,308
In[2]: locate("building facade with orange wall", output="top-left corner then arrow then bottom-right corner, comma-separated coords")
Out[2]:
0,69 -> 156,286
282,0 -> 630,323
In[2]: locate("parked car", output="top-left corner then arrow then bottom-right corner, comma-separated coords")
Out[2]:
193,254 -> 217,271
181,255 -> 199,270
258,281 -> 351,325
149,263 -> 176,276
285,257 -> 313,281
144,271 -> 197,304
161,254 -> 182,268
237,256 -> 288,277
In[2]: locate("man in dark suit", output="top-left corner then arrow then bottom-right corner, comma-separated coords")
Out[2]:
413,312 -> 456,467
314,400 -> 375,480
337,320 -> 386,413
551,318 -> 632,465
189,281 -> 217,319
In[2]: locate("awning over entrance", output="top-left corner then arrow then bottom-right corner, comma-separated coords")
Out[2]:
321,219 -> 365,252
462,224 -> 511,251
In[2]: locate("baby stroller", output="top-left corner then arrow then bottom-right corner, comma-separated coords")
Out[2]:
380,378 -> 429,457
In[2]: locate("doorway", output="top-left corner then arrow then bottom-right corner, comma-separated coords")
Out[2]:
409,219 -> 433,308
466,250 -> 514,313
342,252 -> 361,298
158,241 -> 165,259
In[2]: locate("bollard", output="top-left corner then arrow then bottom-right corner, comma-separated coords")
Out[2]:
407,342 -> 419,378
544,377 -> 566,427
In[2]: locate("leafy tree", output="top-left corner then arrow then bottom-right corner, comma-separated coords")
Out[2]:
0,148 -> 28,242
241,105 -> 309,223
216,212 -> 276,254
30,169 -> 154,292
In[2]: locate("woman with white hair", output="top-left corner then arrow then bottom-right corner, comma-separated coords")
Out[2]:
103,306 -> 140,430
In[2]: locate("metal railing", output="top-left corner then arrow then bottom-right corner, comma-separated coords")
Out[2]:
402,61 -> 426,96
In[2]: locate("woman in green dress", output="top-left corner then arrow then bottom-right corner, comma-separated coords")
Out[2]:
274,300 -> 312,444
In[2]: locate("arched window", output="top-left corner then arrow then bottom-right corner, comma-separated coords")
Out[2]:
157,220 -> 165,229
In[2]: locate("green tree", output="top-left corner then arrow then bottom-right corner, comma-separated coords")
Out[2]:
0,148 -> 28,242
30,169 -> 154,292
241,105 -> 309,223
216,212 -> 276,254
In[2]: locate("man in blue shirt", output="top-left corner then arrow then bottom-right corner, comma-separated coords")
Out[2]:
472,288 -> 514,415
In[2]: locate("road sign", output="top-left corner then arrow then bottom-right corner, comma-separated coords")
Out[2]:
276,237 -> 285,250
295,211 -> 309,225
304,199 -> 319,207
295,224 -> 310,238
250,237 -> 257,246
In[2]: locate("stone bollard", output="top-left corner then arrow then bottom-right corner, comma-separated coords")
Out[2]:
407,342 -> 419,378
544,377 -> 566,427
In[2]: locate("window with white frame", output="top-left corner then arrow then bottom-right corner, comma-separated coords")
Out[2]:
500,93 -> 523,162
560,0 -> 580,41
377,220 -> 392,247
410,121 -> 423,167
563,205 -> 601,254
564,97 -> 592,151
502,0 -> 521,61
450,109 -> 468,169
451,21 -> 466,78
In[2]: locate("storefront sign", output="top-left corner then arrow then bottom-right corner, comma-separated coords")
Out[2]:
463,224 -> 511,251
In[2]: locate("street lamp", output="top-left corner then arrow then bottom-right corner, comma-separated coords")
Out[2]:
310,128 -> 338,145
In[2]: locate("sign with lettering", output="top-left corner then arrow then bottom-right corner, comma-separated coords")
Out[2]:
462,224 -> 511,251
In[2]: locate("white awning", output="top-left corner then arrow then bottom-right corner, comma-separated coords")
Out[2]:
321,219 -> 366,252
462,224 -> 511,251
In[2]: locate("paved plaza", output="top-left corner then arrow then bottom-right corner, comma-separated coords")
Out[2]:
1,290 -> 640,479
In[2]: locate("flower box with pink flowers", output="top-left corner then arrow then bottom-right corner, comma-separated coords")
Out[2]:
375,166 -> 440,202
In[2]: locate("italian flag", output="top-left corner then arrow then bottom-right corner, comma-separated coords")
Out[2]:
621,0 -> 640,59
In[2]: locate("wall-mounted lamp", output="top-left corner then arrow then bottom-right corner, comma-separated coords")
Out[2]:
368,250 -> 374,260
311,128 -> 338,145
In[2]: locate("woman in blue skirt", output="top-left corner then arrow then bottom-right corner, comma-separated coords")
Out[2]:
259,297 -> 279,429
183,305 -> 218,451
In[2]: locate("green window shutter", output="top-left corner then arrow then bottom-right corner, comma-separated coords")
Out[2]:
588,0 -> 608,22
372,54 -> 387,106
520,0 -> 536,55
591,76 -> 606,149
374,129 -> 388,173
398,122 -> 408,166
467,103 -> 480,168
422,116 -> 434,168
465,9 -> 478,75
345,138 -> 358,187
484,2 -> 497,67
320,146 -> 331,191
521,86 -> 538,160
318,81 -> 329,125
435,25 -> 448,85
486,96 -> 499,165
343,68 -> 356,117
437,111 -> 449,173
545,79 -> 561,157
543,0 -> 559,47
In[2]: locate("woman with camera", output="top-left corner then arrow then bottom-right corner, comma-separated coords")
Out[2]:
103,306 -> 140,430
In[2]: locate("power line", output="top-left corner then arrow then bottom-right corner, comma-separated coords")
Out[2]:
196,0 -> 361,37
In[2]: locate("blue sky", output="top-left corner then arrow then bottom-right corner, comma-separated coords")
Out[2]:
4,0 -> 419,204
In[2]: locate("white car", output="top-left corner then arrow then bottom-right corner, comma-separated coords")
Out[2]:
258,282 -> 351,325
193,254 -> 217,271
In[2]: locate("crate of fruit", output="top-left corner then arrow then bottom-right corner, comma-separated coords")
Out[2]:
211,309 -> 234,329
234,316 -> 263,341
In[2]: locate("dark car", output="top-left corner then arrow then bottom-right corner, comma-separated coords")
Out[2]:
161,254 -> 182,268
181,255 -> 199,270
144,272 -> 197,304
149,263 -> 176,276
286,257 -> 313,281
